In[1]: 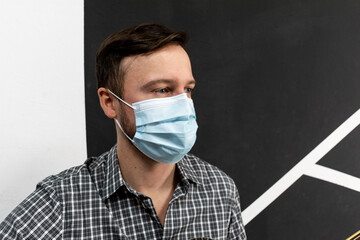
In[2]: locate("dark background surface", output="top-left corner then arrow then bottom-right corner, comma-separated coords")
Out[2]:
85,1 -> 360,239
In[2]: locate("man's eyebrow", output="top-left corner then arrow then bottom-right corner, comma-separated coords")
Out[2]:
141,79 -> 196,90
187,79 -> 196,85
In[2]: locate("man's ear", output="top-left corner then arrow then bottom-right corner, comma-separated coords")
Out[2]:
98,88 -> 117,119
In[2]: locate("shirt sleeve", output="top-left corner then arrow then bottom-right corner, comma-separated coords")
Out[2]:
228,185 -> 247,240
0,184 -> 62,239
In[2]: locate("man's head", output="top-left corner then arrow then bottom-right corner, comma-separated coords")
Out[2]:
97,23 -> 196,147
96,23 -> 187,99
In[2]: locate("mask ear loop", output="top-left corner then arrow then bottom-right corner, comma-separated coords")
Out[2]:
115,119 -> 135,143
107,89 -> 136,110
107,89 -> 136,142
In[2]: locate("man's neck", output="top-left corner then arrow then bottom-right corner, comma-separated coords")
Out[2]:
116,137 -> 179,196
116,132 -> 180,226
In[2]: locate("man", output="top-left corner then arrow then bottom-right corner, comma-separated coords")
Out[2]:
0,23 -> 246,239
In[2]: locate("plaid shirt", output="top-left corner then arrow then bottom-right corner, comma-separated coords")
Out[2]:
0,145 -> 246,239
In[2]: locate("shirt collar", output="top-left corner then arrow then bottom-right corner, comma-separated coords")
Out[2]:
101,144 -> 126,200
177,154 -> 204,185
101,145 -> 203,200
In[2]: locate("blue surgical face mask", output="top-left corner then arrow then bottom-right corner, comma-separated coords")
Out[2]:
108,89 -> 198,164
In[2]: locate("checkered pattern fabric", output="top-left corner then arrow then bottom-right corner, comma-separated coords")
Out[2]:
0,145 -> 246,239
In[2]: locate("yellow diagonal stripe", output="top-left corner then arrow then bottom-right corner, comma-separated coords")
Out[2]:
346,230 -> 360,240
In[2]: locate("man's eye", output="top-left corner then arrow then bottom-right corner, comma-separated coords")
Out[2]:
185,88 -> 193,93
155,88 -> 168,94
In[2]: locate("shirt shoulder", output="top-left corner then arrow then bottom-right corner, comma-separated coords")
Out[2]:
0,156 -> 104,239
38,153 -> 108,194
0,179 -> 63,239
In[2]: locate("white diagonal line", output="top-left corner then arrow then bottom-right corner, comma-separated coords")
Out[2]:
304,164 -> 360,192
242,108 -> 360,226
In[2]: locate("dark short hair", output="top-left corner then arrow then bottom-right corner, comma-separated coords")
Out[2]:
95,23 -> 187,98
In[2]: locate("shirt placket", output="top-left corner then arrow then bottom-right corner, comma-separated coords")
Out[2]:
162,181 -> 190,239
123,183 -> 164,238
138,196 -> 163,227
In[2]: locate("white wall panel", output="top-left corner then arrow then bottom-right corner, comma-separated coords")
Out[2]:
0,0 -> 86,221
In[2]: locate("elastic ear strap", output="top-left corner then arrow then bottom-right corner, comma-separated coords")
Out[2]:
115,119 -> 134,143
107,89 -> 136,109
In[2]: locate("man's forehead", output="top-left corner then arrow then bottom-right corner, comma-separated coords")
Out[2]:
121,44 -> 188,68
121,45 -> 192,83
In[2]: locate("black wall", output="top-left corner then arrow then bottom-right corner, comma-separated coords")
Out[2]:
85,1 -> 360,239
